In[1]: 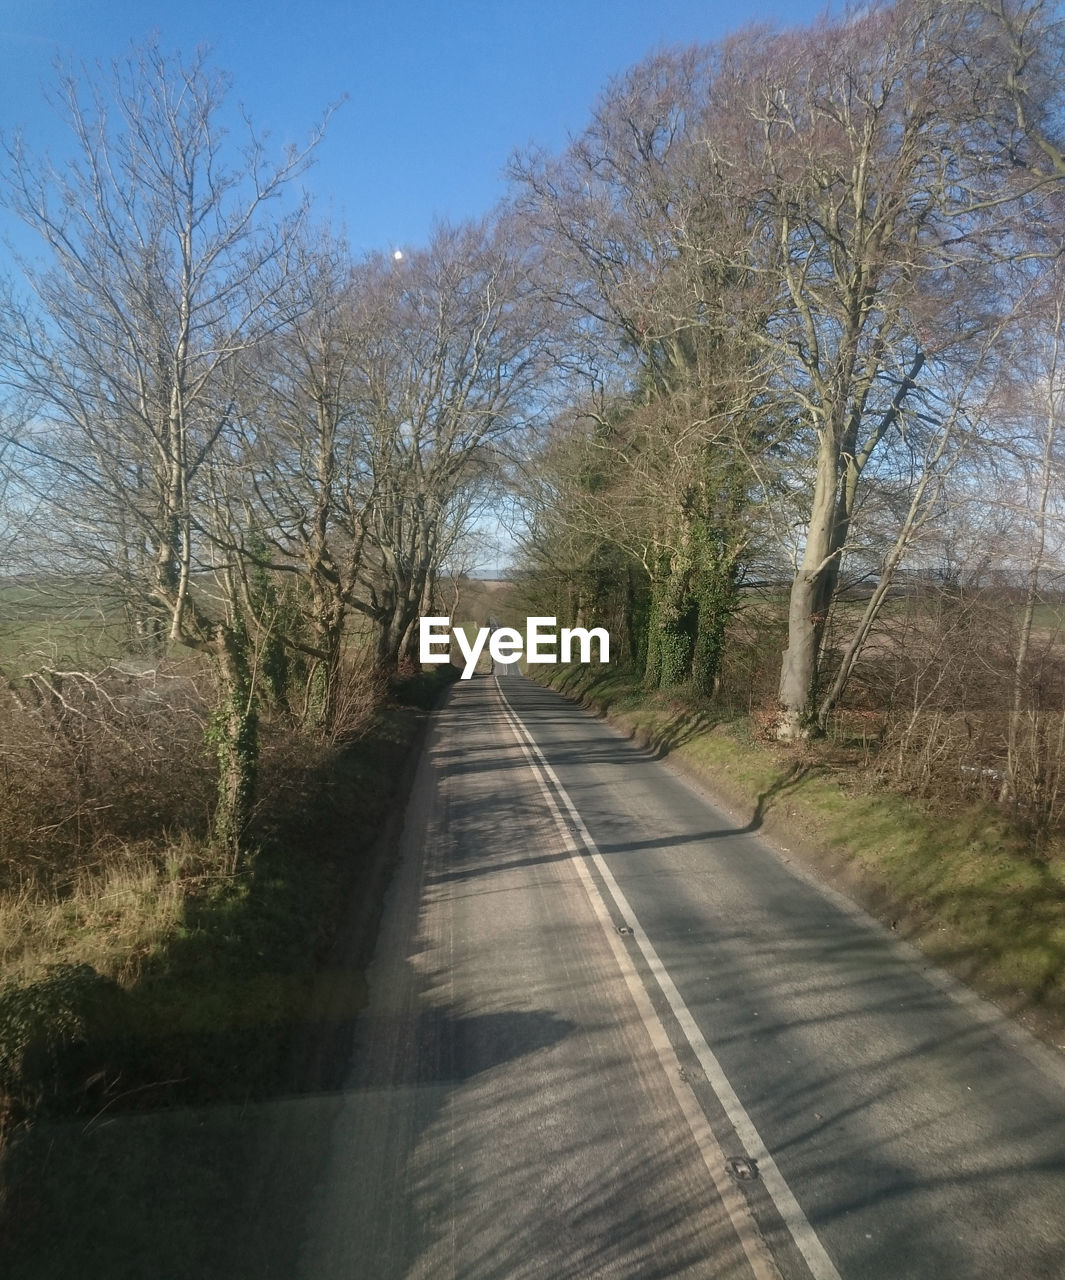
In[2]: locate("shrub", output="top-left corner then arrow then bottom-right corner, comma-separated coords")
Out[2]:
0,963 -> 123,1110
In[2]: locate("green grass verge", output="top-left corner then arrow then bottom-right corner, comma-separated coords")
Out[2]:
539,664 -> 1065,1041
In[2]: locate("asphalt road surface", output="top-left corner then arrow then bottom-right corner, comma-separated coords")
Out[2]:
296,670 -> 1065,1279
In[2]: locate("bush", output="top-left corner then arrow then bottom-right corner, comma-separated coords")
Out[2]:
0,963 -> 123,1110
0,660 -> 214,892
389,663 -> 459,709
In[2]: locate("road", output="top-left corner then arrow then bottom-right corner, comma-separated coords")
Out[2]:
295,670 -> 1065,1279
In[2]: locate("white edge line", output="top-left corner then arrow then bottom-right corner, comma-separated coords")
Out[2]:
495,675 -> 843,1280
494,681 -> 781,1279
586,694 -> 1065,1086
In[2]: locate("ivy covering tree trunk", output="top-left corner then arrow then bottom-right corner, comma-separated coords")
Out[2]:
644,515 -> 740,695
208,617 -> 259,863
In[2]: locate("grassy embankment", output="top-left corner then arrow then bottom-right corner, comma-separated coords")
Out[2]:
535,662 -> 1065,1049
0,657 -> 457,1276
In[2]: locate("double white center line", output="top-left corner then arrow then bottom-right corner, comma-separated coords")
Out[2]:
494,677 -> 843,1280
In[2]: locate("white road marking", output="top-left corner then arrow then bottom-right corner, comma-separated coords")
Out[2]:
495,677 -> 844,1280
493,686 -> 780,1278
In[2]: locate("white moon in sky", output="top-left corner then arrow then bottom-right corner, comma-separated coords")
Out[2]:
393,249 -> 403,261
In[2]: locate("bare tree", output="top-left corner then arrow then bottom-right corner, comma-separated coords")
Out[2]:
348,219 -> 553,669
232,228 -> 374,732
0,41 -> 329,855
705,2 -> 1046,737
512,50 -> 771,693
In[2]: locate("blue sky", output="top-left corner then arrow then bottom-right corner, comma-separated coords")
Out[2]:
1,0 -> 831,258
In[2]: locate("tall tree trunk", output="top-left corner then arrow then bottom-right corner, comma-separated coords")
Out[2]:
778,355 -> 924,739
651,542 -> 698,688
1005,320 -> 1061,807
778,436 -> 841,738
625,563 -> 647,672
210,618 -> 259,864
398,567 -> 438,668
643,582 -> 663,688
304,620 -> 344,733
692,542 -> 739,699
658,580 -> 697,688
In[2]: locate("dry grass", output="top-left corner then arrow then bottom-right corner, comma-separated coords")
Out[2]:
0,834 -> 228,991
0,642 -> 391,999
0,638 -> 439,1272
0,659 -> 224,1013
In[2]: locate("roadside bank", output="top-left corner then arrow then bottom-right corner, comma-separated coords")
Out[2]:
535,664 -> 1065,1056
0,664 -> 458,1278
